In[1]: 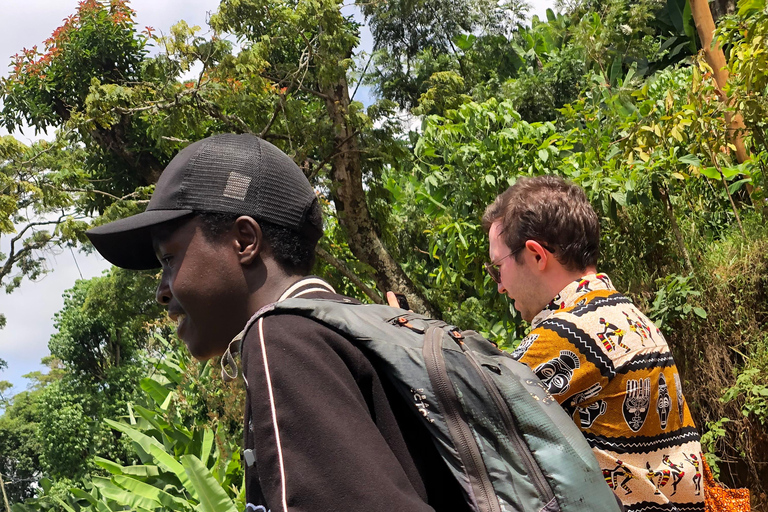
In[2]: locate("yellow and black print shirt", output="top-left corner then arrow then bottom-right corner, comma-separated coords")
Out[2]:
515,273 -> 705,512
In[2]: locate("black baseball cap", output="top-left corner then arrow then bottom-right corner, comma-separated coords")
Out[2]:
86,133 -> 321,270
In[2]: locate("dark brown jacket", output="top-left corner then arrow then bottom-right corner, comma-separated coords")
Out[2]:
241,277 -> 468,512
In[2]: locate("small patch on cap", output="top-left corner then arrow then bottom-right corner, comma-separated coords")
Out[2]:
222,171 -> 251,201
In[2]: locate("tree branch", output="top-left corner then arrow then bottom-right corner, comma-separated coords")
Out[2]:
196,96 -> 254,134
316,246 -> 383,304
262,74 -> 331,101
259,95 -> 284,139
1,216 -> 66,284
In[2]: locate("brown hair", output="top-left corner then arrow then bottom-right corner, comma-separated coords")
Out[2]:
482,175 -> 600,271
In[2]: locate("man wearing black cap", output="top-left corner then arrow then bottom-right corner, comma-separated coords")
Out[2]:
87,134 -> 463,512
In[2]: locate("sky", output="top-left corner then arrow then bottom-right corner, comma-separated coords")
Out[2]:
0,0 -> 556,396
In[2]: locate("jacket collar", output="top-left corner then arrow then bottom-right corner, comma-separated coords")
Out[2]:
531,273 -> 615,329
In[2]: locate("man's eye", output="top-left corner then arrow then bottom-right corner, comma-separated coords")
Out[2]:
161,255 -> 173,266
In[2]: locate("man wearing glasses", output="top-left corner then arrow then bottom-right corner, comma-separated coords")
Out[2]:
482,176 -> 705,511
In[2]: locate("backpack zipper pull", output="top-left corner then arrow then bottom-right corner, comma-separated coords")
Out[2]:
446,327 -> 465,348
395,316 -> 425,334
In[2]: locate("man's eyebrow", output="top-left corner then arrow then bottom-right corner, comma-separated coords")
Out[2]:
151,225 -> 175,251
151,216 -> 193,249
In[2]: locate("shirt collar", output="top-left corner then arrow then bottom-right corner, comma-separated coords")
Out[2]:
530,272 -> 615,328
277,275 -> 336,301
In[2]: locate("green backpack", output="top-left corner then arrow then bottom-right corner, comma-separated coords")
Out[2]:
251,298 -> 621,512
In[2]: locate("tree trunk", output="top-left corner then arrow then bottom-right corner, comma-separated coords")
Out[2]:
0,471 -> 10,512
320,77 -> 439,317
54,98 -> 163,185
690,0 -> 749,164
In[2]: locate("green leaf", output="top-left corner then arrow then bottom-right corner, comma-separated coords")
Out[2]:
682,2 -> 696,50
181,455 -> 237,512
668,0 -> 685,33
538,148 -> 549,162
92,477 -> 159,511
739,0 -> 765,17
69,488 -> 98,506
200,428 -> 214,466
454,34 -> 476,51
160,390 -> 176,410
728,178 -> 752,194
679,154 -> 701,166
609,56 -> 623,84
104,419 -> 161,454
611,191 -> 627,207
149,443 -> 198,499
52,497 -> 77,512
141,376 -> 172,406
693,307 -> 707,319
94,456 -> 125,475
104,418 -> 196,496
122,465 -> 161,477
700,167 -> 720,179
720,166 -> 741,179
113,475 -> 192,510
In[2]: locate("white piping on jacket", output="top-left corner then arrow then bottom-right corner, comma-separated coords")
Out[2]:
278,278 -> 335,301
258,317 -> 289,512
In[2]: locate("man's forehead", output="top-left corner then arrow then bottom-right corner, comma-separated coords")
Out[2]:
489,220 -> 506,239
151,215 -> 196,248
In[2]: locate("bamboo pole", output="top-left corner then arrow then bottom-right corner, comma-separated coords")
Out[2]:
689,0 -> 749,163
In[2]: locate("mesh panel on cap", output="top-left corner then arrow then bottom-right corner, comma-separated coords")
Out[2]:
181,134 -> 262,216
256,141 -> 317,228
178,133 -> 316,232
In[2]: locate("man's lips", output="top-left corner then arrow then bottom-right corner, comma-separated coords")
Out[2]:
168,309 -> 185,322
168,310 -> 187,335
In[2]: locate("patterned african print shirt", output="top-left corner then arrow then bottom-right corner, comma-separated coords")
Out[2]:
513,273 -> 705,512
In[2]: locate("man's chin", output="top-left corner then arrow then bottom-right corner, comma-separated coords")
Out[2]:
182,336 -> 229,361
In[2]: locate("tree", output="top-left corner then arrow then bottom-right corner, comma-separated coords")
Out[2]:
37,268 -> 168,481
0,358 -> 10,405
0,358 -> 65,504
1,0 -> 445,314
690,0 -> 749,163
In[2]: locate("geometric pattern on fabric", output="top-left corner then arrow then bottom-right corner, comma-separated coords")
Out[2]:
583,427 -> 703,455
617,353 -> 677,374
628,501 -> 705,512
517,273 -> 705,510
537,318 -> 616,379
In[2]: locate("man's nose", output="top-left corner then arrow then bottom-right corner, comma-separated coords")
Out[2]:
156,274 -> 172,305
497,281 -> 506,295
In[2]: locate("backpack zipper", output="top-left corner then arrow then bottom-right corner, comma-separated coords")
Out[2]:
424,327 -> 502,512
454,334 -> 556,505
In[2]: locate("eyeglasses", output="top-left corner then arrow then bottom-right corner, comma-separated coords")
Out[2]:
484,252 -> 515,284
484,243 -> 556,284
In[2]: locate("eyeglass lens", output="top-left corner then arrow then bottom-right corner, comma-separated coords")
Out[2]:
484,263 -> 501,283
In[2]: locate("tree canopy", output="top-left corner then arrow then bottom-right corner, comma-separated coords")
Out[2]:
1,0 -> 767,508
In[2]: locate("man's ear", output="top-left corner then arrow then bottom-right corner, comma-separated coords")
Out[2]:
525,240 -> 551,270
233,216 -> 263,265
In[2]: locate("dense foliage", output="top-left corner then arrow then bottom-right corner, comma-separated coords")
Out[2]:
2,0 -> 768,508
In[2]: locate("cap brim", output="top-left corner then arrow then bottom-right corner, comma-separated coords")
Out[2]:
86,209 -> 194,270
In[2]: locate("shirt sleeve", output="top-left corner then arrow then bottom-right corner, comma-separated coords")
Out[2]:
242,314 -> 435,512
